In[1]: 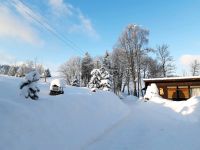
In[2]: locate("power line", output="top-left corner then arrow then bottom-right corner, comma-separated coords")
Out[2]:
9,0 -> 85,55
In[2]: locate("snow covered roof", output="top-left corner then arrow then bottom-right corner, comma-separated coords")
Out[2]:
50,79 -> 65,87
144,76 -> 200,82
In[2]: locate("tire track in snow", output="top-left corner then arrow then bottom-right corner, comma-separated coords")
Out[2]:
81,110 -> 132,150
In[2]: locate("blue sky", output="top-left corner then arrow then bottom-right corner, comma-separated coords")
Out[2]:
0,0 -> 200,75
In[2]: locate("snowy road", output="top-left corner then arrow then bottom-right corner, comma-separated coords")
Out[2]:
86,100 -> 200,150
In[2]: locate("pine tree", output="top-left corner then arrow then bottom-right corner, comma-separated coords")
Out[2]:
71,78 -> 80,87
16,67 -> 25,77
81,52 -> 94,86
99,67 -> 112,91
102,51 -> 111,71
89,69 -> 101,89
0,65 -> 10,75
44,69 -> 51,77
8,66 -> 17,76
89,67 -> 112,91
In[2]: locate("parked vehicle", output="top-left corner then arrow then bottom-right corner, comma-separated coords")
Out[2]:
49,79 -> 65,95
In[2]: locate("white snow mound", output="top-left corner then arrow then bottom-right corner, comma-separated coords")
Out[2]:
144,83 -> 159,100
0,75 -> 129,150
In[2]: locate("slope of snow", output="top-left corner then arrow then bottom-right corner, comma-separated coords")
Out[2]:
150,96 -> 200,122
1,75 -> 200,150
86,97 -> 200,150
0,75 -> 129,150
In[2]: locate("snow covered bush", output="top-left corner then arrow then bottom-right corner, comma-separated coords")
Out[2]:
89,67 -> 112,91
144,83 -> 159,100
19,70 -> 40,100
71,78 -> 80,87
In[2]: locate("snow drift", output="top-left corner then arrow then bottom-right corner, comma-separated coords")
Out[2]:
144,83 -> 160,100
0,75 -> 129,150
149,96 -> 200,122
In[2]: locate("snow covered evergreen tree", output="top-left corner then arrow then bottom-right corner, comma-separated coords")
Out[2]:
44,68 -> 51,77
81,52 -> 94,87
102,51 -> 111,71
16,65 -> 26,77
0,65 -> 10,75
8,66 -> 18,76
20,70 -> 40,100
89,69 -> 101,89
99,67 -> 112,91
71,78 -> 80,87
89,67 -> 112,91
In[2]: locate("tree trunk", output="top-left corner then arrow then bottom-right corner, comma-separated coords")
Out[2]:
127,78 -> 130,95
131,73 -> 137,96
122,82 -> 126,93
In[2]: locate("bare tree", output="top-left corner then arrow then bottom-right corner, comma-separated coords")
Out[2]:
190,59 -> 200,76
156,44 -> 175,77
147,58 -> 162,78
59,57 -> 81,85
111,48 -> 127,95
139,55 -> 163,79
117,24 -> 149,96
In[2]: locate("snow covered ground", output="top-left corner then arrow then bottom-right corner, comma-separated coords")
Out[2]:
0,75 -> 200,150
87,97 -> 200,150
0,75 -> 129,150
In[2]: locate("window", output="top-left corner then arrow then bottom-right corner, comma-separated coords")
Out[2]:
177,86 -> 189,99
167,86 -> 176,99
190,86 -> 200,97
159,88 -> 164,95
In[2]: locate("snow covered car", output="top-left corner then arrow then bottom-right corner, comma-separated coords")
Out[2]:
49,79 -> 65,95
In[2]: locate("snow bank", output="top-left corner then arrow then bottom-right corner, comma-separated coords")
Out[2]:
150,96 -> 200,122
87,96 -> 200,150
144,83 -> 160,100
0,76 -> 129,150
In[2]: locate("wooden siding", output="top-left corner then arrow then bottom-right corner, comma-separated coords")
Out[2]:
144,77 -> 200,100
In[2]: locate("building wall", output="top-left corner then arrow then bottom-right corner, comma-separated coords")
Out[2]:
145,80 -> 200,100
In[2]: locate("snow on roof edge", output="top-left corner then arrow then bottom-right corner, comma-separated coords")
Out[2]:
143,76 -> 200,82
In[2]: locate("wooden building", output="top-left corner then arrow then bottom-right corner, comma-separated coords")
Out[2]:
143,76 -> 200,100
